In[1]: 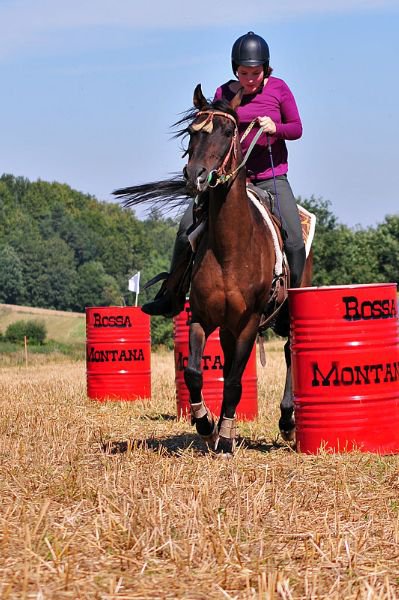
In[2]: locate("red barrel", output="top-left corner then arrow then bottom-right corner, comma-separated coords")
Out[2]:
289,283 -> 399,454
174,303 -> 258,420
86,307 -> 151,401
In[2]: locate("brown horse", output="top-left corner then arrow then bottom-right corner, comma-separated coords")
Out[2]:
179,84 -> 312,454
114,84 -> 312,454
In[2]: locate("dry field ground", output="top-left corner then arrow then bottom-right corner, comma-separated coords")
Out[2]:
1,345 -> 399,599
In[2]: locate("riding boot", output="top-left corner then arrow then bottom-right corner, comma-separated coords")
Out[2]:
141,232 -> 193,317
272,245 -> 306,337
285,245 -> 306,289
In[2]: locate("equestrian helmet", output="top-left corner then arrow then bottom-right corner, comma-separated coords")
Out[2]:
231,31 -> 270,75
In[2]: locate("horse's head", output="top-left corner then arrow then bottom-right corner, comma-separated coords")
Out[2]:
183,84 -> 243,195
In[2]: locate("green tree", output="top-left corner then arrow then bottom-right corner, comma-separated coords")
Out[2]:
5,319 -> 47,344
374,215 -> 399,284
299,196 -> 383,285
17,237 -> 78,310
75,261 -> 122,310
0,245 -> 25,304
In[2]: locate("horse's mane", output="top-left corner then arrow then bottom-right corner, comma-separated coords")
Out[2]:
113,97 -> 237,212
173,98 -> 237,139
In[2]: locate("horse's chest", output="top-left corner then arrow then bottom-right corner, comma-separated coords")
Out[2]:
192,253 -> 251,326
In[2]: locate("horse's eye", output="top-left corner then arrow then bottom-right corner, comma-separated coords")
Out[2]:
225,128 -> 234,138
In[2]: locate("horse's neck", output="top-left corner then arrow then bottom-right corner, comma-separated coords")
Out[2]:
208,174 -> 253,254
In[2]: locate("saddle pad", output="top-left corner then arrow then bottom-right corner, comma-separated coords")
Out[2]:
187,190 -> 317,271
247,187 -> 316,259
247,189 -> 284,276
298,205 -> 316,258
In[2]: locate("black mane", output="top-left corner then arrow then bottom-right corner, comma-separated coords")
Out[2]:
173,97 -> 237,139
113,98 -> 237,212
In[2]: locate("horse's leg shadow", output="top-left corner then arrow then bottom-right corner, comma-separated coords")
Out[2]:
100,430 -> 296,457
102,432 -> 208,456
237,435 -> 296,453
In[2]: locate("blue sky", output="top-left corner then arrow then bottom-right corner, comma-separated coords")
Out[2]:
0,0 -> 398,227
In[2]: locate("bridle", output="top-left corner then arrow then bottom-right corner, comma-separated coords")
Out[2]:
190,109 -> 264,189
191,110 -> 239,188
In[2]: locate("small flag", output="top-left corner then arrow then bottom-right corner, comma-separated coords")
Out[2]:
128,271 -> 140,294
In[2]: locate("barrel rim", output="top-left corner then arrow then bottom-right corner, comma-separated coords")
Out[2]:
289,282 -> 398,293
85,305 -> 144,311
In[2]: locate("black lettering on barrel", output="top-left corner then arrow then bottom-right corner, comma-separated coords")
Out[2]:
176,352 -> 188,370
87,346 -> 145,362
342,296 -> 360,321
311,362 -> 339,387
92,314 -> 132,327
202,355 -> 211,370
342,296 -> 397,321
354,365 -> 370,385
212,355 -> 224,370
341,367 -> 354,386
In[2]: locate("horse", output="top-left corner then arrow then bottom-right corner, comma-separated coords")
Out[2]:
114,84 -> 312,455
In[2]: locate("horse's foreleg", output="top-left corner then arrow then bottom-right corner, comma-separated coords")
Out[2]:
184,322 -> 218,448
279,337 -> 295,441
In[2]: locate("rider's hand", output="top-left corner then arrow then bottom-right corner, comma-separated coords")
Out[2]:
258,116 -> 277,135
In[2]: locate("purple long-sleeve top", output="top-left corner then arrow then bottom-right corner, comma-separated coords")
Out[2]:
214,76 -> 302,181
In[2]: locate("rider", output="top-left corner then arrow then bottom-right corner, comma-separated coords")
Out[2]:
142,31 -> 306,317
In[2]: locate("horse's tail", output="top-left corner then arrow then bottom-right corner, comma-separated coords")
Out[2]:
113,175 -> 190,213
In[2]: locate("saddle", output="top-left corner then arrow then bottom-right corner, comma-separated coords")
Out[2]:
245,184 -> 289,335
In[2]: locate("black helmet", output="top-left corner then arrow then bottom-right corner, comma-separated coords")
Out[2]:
231,31 -> 270,75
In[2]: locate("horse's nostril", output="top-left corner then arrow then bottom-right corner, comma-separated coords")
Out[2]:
184,165 -> 208,189
195,167 -> 207,184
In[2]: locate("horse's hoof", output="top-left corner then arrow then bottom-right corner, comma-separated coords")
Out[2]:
280,427 -> 296,442
214,435 -> 235,456
195,412 -> 214,435
200,422 -> 219,452
279,414 -> 295,442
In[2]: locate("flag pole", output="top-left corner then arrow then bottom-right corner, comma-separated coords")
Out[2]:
128,271 -> 140,307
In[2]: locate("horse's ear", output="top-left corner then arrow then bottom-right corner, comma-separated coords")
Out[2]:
230,87 -> 243,111
193,84 -> 208,110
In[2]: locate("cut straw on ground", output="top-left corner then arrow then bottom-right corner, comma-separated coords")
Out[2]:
1,345 -> 399,599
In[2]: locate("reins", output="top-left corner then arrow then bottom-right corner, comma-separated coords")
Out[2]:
209,121 -> 264,188
191,108 -> 283,226
192,110 -> 262,188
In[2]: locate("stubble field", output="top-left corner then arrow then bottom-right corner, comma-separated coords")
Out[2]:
1,346 -> 399,599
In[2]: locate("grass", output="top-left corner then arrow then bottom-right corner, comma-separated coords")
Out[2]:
0,346 -> 399,598
0,304 -> 86,365
0,304 -> 85,345
0,340 -> 85,365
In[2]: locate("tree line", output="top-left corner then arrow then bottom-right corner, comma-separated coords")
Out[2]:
0,174 -> 397,344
